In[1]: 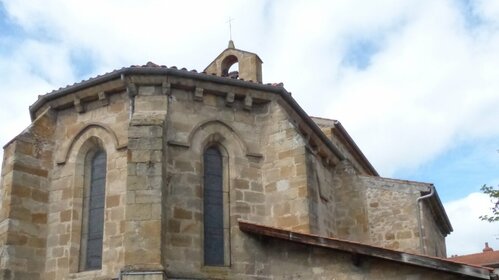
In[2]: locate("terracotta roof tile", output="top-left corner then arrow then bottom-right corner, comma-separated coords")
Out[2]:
450,250 -> 499,266
37,61 -> 288,100
31,61 -> 298,123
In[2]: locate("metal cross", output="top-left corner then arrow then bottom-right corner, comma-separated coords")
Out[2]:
227,17 -> 235,40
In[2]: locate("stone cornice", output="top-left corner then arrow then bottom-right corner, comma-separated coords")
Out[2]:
28,65 -> 378,176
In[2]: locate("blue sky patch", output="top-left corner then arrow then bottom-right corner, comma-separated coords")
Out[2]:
0,3 -> 25,54
456,0 -> 484,30
395,137 -> 499,202
341,38 -> 380,70
0,3 -> 24,38
70,50 -> 96,79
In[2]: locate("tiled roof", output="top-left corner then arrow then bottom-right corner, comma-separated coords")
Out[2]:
38,61 -> 284,98
450,244 -> 499,267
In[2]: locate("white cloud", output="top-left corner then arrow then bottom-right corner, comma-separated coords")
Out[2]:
1,0 -> 269,71
322,1 -> 499,175
0,0 -> 265,161
445,192 -> 499,256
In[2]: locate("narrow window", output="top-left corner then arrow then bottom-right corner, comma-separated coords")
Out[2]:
203,147 -> 224,266
82,150 -> 106,270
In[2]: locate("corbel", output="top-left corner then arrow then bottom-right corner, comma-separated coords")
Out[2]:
167,140 -> 190,149
225,92 -> 235,107
194,87 -> 204,102
309,137 -> 318,151
243,95 -> 252,111
322,157 -> 331,167
98,91 -> 108,106
74,97 -> 84,113
127,83 -> 138,97
162,82 -> 171,95
318,147 -> 328,160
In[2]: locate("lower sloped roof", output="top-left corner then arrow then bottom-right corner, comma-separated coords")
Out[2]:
238,220 -> 494,279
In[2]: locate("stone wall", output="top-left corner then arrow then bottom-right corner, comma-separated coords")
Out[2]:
421,200 -> 447,257
0,109 -> 55,280
236,233 -> 468,280
261,102 -> 309,232
360,175 -> 451,257
163,84 -> 268,278
305,149 -> 336,237
331,162 -> 370,242
361,176 -> 424,254
325,173 -> 447,257
43,92 -> 129,279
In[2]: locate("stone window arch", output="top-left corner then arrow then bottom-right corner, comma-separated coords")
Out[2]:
62,126 -> 118,275
79,148 -> 107,271
203,144 -> 230,266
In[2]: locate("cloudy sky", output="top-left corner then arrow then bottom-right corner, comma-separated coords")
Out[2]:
0,0 -> 498,256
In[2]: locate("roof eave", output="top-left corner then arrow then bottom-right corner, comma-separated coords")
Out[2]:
29,66 -> 277,120
239,220 -> 492,279
333,120 -> 379,176
425,188 -> 453,235
28,66 -> 346,163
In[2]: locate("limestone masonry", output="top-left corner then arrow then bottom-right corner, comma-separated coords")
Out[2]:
0,41 -> 495,279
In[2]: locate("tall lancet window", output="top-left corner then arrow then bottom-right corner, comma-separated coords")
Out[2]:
203,146 -> 226,266
81,150 -> 106,270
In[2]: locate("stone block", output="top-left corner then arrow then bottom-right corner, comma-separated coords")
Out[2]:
12,163 -> 48,178
174,161 -> 194,172
396,231 -> 412,240
59,210 -> 72,222
128,138 -> 163,151
233,179 -> 250,190
135,95 -> 167,112
173,207 -> 192,220
121,271 -> 165,280
385,232 -> 395,240
170,234 -> 191,247
31,213 -> 47,224
106,195 -> 121,208
244,191 -> 264,203
128,150 -> 160,163
127,176 -> 148,190
276,215 -> 299,228
135,190 -> 161,204
127,204 -> 152,220
168,220 -> 181,233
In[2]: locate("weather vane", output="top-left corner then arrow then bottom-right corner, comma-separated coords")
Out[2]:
227,17 -> 235,41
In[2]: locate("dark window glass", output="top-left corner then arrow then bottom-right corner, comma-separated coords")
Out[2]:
203,147 -> 224,266
86,151 -> 106,270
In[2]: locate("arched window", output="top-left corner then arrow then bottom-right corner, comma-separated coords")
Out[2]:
80,150 -> 106,270
203,146 -> 226,266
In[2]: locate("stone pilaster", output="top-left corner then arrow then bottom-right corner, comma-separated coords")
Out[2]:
123,85 -> 167,278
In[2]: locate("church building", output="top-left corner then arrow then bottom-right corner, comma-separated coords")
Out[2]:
0,42 -> 496,279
